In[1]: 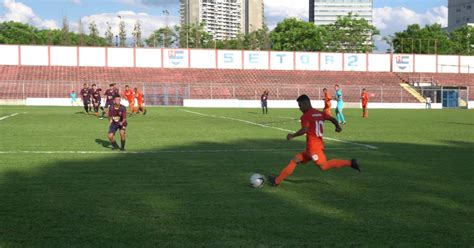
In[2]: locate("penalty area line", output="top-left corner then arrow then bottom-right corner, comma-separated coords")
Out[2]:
0,113 -> 19,121
0,147 -> 368,155
181,109 -> 378,150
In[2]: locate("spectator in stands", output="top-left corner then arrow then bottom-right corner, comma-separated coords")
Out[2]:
70,90 -> 78,106
261,90 -> 269,114
360,88 -> 369,118
426,96 -> 432,109
334,84 -> 346,124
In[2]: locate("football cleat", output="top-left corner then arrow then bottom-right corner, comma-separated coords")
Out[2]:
267,175 -> 279,187
351,159 -> 361,172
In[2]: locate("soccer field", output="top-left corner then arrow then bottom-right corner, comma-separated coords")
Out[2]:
0,106 -> 473,246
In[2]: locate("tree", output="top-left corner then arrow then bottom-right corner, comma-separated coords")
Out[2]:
60,16 -> 71,45
77,17 -> 85,46
324,12 -> 379,53
132,20 -> 144,47
270,18 -> 326,51
104,22 -> 114,46
145,27 -> 175,48
175,23 -> 213,48
450,25 -> 474,55
118,17 -> 127,47
0,21 -> 40,44
392,24 -> 454,54
88,21 -> 100,46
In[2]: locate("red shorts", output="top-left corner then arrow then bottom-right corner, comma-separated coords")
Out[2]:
298,149 -> 327,165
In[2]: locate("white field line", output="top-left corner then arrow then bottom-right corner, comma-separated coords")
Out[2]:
0,147 -> 368,155
182,109 -> 378,150
0,113 -> 18,121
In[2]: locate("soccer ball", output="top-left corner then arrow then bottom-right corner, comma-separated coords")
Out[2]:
249,173 -> 265,188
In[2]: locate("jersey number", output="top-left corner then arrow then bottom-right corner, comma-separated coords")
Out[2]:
315,121 -> 324,137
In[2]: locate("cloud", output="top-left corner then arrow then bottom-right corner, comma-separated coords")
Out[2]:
75,10 -> 178,39
374,6 -> 447,36
264,0 -> 308,29
118,0 -> 177,7
373,6 -> 448,51
72,0 -> 81,5
0,0 -> 58,29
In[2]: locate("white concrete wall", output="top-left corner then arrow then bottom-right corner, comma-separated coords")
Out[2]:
20,46 -> 48,66
108,48 -> 134,67
344,53 -> 367,72
392,54 -> 414,73
0,45 -> 19,65
295,52 -> 319,71
368,54 -> 391,72
1,45 -> 474,74
136,48 -> 162,68
163,49 -> 189,68
50,46 -> 77,66
415,55 -> 437,73
270,51 -> 294,70
79,47 -> 106,67
190,49 -> 216,69
243,51 -> 269,70
438,55 -> 459,73
320,53 -> 343,71
217,50 -> 242,69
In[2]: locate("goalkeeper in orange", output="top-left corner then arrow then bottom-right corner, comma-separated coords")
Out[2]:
134,87 -> 147,115
268,94 -> 360,187
122,85 -> 136,114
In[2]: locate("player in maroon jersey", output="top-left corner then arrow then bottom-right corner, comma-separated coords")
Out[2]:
108,95 -> 127,151
80,83 -> 91,114
91,84 -> 104,118
102,84 -> 116,119
268,95 -> 360,186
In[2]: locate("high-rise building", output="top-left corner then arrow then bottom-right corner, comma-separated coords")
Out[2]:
180,0 -> 264,41
308,0 -> 373,25
448,0 -> 474,31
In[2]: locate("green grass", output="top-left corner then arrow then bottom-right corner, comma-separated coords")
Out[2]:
0,106 -> 473,247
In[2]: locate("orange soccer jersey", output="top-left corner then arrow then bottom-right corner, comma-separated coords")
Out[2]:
323,92 -> 332,116
300,108 -> 327,152
274,108 -> 353,185
123,90 -> 135,102
135,91 -> 144,105
361,92 -> 369,107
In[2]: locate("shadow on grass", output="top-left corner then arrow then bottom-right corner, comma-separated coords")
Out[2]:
95,139 -> 112,149
0,139 -> 473,246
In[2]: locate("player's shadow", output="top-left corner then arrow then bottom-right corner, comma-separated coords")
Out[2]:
95,138 -> 112,148
0,138 -> 473,246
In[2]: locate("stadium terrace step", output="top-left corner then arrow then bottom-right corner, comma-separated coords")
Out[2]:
399,83 -> 427,103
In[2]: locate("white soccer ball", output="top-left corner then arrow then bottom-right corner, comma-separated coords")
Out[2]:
249,173 -> 265,188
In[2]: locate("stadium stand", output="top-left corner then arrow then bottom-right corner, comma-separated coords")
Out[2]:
0,65 -> 424,105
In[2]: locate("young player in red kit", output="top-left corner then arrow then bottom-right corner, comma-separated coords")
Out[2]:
361,88 -> 369,118
268,95 -> 360,187
103,83 -> 119,119
134,87 -> 147,115
123,85 -> 136,114
322,88 -> 332,117
108,95 -> 127,151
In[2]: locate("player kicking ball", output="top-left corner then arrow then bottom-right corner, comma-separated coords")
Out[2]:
268,94 -> 360,187
108,95 -> 127,151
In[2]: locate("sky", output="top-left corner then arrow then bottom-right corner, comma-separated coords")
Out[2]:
0,0 -> 449,51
